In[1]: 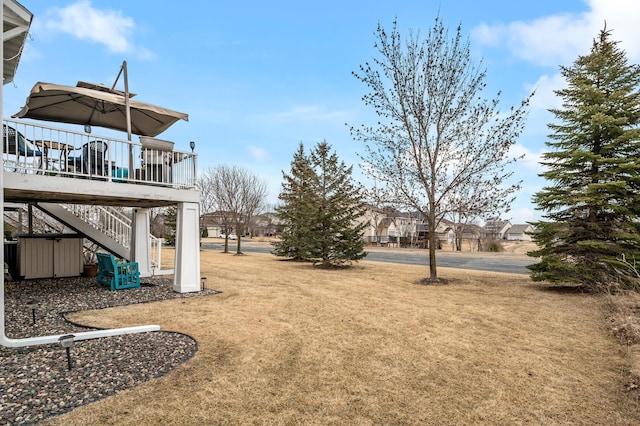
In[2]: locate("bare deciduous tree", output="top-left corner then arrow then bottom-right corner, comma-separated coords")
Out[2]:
197,168 -> 219,237
197,169 -> 218,214
350,17 -> 530,281
148,207 -> 169,239
210,165 -> 268,254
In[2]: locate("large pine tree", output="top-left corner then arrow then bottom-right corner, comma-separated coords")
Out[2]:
272,143 -> 316,260
529,28 -> 640,291
273,141 -> 368,266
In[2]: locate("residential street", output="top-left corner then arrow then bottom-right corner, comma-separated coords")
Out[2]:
201,240 -> 536,275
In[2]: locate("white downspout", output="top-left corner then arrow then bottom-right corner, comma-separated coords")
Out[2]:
0,326 -> 161,348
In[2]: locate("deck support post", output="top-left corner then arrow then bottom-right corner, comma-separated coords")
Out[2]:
174,202 -> 200,293
131,208 -> 151,276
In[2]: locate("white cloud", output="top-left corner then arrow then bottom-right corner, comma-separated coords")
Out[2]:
509,206 -> 540,224
246,145 -> 270,162
526,73 -> 566,112
590,0 -> 640,62
472,0 -> 640,66
520,73 -> 566,139
42,0 -> 151,58
509,143 -> 546,173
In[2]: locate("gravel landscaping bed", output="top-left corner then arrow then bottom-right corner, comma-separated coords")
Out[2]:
0,276 -> 219,424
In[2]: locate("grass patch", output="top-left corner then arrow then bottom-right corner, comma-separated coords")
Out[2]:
53,249 -> 640,425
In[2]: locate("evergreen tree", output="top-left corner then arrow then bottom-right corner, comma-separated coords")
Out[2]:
272,143 -> 316,260
274,141 -> 368,266
307,141 -> 368,266
528,28 -> 640,292
164,205 -> 177,246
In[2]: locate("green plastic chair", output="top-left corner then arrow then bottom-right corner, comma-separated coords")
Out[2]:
96,253 -> 140,290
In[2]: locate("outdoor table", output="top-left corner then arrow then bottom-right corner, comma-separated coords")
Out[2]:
34,140 -> 75,170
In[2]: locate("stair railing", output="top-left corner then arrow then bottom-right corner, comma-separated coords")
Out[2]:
60,204 -> 163,269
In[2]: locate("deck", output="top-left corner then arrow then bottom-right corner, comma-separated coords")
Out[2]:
2,118 -> 198,207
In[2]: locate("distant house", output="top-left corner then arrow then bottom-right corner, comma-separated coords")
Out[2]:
458,223 -> 483,239
415,217 -> 455,246
447,222 -> 484,251
201,211 -> 233,236
436,218 -> 455,242
360,205 -> 393,243
250,212 -> 281,237
505,224 -> 535,241
387,211 -> 419,239
361,206 -> 422,245
483,220 -> 512,239
201,211 -> 280,238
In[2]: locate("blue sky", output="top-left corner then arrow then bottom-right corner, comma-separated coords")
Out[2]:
4,0 -> 640,223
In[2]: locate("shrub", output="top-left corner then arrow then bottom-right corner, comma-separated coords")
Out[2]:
485,240 -> 504,253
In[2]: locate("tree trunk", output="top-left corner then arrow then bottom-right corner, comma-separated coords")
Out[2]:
428,213 -> 437,280
235,223 -> 244,254
236,236 -> 242,254
222,224 -> 230,253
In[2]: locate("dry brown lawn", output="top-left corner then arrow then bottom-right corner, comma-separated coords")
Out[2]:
49,246 -> 640,425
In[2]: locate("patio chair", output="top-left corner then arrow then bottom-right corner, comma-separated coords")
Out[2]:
67,140 -> 108,176
140,136 -> 174,183
96,253 -> 140,291
2,124 -> 44,171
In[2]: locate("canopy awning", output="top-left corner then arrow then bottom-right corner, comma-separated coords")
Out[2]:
13,81 -> 189,137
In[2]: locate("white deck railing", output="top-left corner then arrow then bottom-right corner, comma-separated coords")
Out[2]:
2,118 -> 197,189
